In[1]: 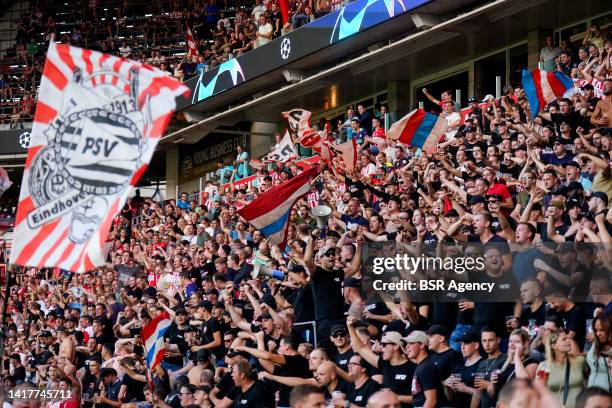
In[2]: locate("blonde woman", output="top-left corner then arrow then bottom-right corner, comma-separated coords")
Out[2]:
495,329 -> 538,388
535,330 -> 586,408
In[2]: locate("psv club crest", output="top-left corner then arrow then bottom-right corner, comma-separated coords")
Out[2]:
27,66 -> 152,244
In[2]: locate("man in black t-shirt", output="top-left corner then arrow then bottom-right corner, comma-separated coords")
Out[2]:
343,354 -> 381,407
236,334 -> 312,407
304,239 -> 362,352
225,360 -> 265,408
404,330 -> 447,408
348,320 -> 414,407
544,289 -> 586,351
191,301 -> 223,360
9,354 -> 25,383
427,325 -> 463,382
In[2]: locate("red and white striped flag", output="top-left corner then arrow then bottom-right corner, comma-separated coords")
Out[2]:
10,42 -> 189,272
186,24 -> 199,57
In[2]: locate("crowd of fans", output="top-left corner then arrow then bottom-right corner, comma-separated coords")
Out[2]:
0,7 -> 611,408
0,0 -> 345,128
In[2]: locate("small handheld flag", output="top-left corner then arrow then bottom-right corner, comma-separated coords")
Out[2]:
142,311 -> 172,372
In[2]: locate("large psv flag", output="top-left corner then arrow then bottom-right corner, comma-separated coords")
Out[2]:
386,109 -> 446,152
239,167 -> 319,247
142,311 -> 172,371
10,42 -> 189,272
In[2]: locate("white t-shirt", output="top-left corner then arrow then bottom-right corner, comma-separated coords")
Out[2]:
444,111 -> 461,140
257,23 -> 273,47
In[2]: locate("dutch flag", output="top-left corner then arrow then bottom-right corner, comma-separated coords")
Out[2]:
142,311 -> 172,372
239,166 -> 319,247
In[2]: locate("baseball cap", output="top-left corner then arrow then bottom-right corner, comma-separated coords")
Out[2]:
548,201 -> 564,210
175,307 -> 187,315
427,324 -> 450,338
590,191 -> 609,205
257,312 -> 272,321
197,301 -> 213,312
403,330 -> 429,345
317,245 -> 336,258
381,331 -> 405,346
343,277 -> 361,288
551,186 -> 568,196
468,196 -> 486,205
566,199 -> 581,209
459,331 -> 480,343
289,265 -> 306,274
330,324 -> 347,337
196,349 -> 211,362
482,94 -> 495,102
567,181 -> 584,192
563,161 -> 581,169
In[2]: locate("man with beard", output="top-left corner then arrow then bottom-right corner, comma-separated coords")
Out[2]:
348,319 -> 414,406
304,239 -> 362,352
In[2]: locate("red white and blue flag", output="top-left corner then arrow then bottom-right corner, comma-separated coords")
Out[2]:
9,42 -> 189,272
239,166 -> 319,247
386,109 -> 446,152
186,24 -> 199,57
142,311 -> 172,371
522,69 -> 573,116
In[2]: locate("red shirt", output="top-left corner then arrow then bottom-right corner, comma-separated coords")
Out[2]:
487,183 -> 512,202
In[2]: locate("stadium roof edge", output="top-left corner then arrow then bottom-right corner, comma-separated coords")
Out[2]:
161,0 -> 541,146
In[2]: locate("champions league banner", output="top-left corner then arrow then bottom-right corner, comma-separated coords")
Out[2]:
183,0 -> 432,109
10,42 -> 189,272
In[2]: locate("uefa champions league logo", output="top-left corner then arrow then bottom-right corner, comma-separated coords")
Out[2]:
18,132 -> 31,149
27,66 -> 151,244
280,38 -> 291,60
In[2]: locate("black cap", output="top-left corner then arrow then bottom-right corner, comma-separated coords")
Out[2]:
469,196 -> 486,205
196,349 -> 211,362
330,324 -> 347,337
551,186 -> 568,196
427,324 -> 450,338
563,161 -> 581,169
343,277 -> 361,288
567,181 -> 584,191
257,312 -> 272,321
566,199 -> 581,209
459,331 -> 480,343
175,307 -> 188,315
590,191 -> 609,205
198,301 -> 213,312
289,265 -> 306,274
445,209 -> 459,217
39,330 -> 52,338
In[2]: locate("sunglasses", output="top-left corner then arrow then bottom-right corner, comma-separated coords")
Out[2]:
323,252 -> 336,258
331,332 -> 346,338
487,200 -> 499,204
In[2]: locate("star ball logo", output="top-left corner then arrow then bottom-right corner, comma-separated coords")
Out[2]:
280,38 -> 291,60
19,132 -> 31,149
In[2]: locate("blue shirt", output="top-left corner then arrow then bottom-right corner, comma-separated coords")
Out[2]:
236,151 -> 249,179
177,199 -> 190,210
